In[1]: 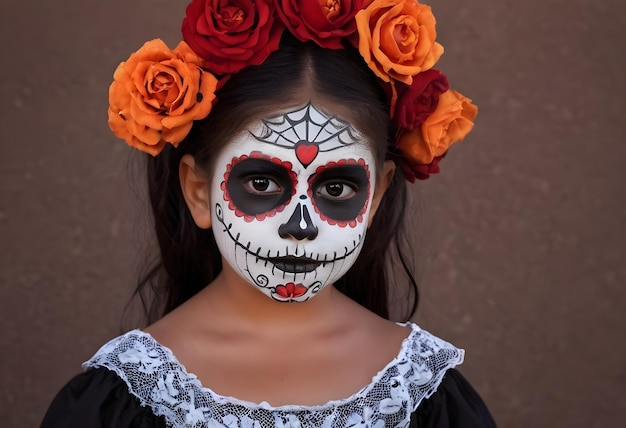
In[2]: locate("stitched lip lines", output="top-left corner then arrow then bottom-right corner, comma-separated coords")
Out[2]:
216,208 -> 362,272
237,236 -> 362,270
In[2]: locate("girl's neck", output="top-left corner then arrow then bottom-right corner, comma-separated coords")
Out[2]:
191,264 -> 350,336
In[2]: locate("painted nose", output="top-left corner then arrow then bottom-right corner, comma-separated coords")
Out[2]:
279,203 -> 318,240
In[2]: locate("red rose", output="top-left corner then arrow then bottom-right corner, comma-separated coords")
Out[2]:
393,69 -> 449,129
182,0 -> 284,75
276,0 -> 364,49
399,153 -> 445,182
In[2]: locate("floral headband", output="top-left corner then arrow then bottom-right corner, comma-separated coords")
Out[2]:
108,0 -> 478,181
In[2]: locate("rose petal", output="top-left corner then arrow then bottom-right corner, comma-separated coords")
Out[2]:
162,121 -> 193,146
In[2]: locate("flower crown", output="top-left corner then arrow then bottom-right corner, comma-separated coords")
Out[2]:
108,0 -> 478,181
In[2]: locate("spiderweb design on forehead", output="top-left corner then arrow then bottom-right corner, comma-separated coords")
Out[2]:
251,102 -> 362,167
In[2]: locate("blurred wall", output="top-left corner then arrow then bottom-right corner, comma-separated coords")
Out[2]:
1,0 -> 625,427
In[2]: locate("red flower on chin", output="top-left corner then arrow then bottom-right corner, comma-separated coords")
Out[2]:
181,0 -> 284,75
276,0 -> 364,49
275,283 -> 308,300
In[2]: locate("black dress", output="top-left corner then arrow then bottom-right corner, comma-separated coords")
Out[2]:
41,324 -> 497,427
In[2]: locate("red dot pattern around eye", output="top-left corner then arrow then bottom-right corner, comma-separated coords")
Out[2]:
307,158 -> 371,228
221,151 -> 298,222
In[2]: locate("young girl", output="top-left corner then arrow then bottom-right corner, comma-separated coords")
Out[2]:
42,1 -> 495,426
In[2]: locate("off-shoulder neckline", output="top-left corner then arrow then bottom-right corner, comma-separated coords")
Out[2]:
84,321 -> 465,427
126,321 -> 419,411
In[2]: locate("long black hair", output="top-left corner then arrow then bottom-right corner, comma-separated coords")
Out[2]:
130,33 -> 419,325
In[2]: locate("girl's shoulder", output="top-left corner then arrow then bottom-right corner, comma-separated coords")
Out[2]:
40,323 -> 496,427
40,365 -> 167,427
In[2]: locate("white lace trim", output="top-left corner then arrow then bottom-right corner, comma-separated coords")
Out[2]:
83,323 -> 463,428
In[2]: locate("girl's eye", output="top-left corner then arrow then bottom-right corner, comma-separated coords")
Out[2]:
316,181 -> 356,200
243,177 -> 282,194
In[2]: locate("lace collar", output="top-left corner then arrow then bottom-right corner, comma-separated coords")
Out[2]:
84,323 -> 463,427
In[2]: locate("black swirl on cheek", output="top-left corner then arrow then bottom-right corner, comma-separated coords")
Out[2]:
254,274 -> 270,288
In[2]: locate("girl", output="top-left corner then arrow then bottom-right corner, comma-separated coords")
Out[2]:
42,1 -> 495,426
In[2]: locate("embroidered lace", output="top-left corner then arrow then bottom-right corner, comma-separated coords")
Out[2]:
84,323 -> 463,428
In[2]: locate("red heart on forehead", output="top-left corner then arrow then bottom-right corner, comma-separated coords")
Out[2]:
295,142 -> 319,167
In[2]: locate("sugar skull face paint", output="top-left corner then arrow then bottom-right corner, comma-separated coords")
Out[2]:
210,103 -> 378,302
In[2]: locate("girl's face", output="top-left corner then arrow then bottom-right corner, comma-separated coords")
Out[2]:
210,103 -> 379,302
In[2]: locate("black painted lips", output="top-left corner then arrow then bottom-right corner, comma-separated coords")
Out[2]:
270,256 -> 321,273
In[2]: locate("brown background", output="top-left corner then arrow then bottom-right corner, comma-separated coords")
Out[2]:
1,0 -> 625,427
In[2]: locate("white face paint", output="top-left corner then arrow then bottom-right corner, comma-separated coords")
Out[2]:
210,103 -> 378,302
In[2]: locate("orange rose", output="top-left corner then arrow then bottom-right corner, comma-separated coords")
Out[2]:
108,39 -> 218,155
355,0 -> 443,85
397,89 -> 478,164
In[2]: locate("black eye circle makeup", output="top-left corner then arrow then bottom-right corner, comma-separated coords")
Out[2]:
224,152 -> 371,226
225,156 -> 296,218
309,162 -> 370,223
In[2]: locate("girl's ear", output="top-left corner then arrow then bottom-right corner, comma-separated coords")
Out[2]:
179,154 -> 212,229
368,160 -> 396,227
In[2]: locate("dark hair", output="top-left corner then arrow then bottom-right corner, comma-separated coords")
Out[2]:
131,33 -> 419,325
